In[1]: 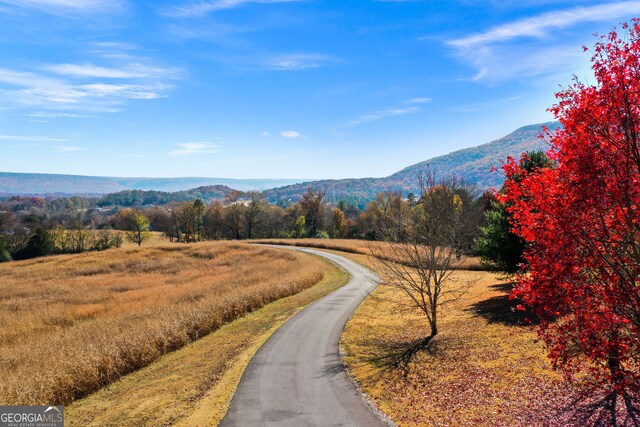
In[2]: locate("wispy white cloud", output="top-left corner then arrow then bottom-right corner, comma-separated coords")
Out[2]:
406,97 -> 431,104
168,142 -> 219,156
0,0 -> 125,14
449,1 -> 640,49
28,112 -> 91,118
344,107 -> 420,127
52,145 -> 82,152
451,39 -> 585,83
0,56 -> 181,114
46,63 -> 144,79
165,0 -> 301,18
0,70 -> 167,110
338,97 -> 429,129
80,83 -> 166,99
90,41 -> 138,51
281,130 -> 302,138
265,53 -> 334,71
447,95 -> 523,113
0,68 -> 59,90
447,1 -> 640,83
0,134 -> 68,142
46,62 -> 182,80
88,42 -> 143,61
262,131 -> 272,136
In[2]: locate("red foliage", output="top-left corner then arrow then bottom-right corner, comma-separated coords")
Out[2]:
502,21 -> 640,416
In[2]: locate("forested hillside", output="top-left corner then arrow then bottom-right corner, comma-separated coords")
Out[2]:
96,185 -> 234,207
264,122 -> 558,206
390,122 -> 560,188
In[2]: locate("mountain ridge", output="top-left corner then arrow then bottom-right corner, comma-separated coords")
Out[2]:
0,121 -> 558,201
262,121 -> 559,205
0,172 -> 303,196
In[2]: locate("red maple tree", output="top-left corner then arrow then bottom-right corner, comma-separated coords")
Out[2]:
502,21 -> 640,423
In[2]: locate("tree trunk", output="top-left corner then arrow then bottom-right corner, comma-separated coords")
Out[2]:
430,305 -> 438,337
608,347 -> 620,427
430,323 -> 438,338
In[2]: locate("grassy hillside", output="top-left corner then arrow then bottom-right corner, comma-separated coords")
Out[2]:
264,122 -> 558,206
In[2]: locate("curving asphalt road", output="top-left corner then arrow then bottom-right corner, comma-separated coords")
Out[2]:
220,245 -> 387,427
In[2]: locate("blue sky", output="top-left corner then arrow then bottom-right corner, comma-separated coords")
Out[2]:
0,0 -> 639,179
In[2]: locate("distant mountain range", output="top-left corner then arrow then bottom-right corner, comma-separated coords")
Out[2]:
1,122 -> 558,204
0,174 -> 303,196
263,122 -> 559,205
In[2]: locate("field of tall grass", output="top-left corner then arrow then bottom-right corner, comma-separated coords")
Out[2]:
255,238 -> 483,270
0,241 -> 327,406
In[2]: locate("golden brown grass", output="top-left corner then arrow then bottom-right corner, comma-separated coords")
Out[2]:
309,249 -> 581,426
0,241 -> 331,406
65,255 -> 349,426
255,238 -> 373,254
120,230 -> 168,248
255,238 -> 483,270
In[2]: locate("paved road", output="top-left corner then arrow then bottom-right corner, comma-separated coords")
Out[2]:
220,245 -> 387,427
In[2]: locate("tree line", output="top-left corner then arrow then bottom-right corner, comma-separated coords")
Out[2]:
0,180 -> 496,262
117,185 -> 490,250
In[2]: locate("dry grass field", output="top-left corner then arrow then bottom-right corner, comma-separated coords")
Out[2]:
255,238 -> 483,270
66,255 -> 349,426
0,241 -> 332,407
305,249 -> 582,426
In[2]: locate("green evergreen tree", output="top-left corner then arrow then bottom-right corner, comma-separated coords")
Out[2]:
15,228 -> 54,260
475,150 -> 553,274
476,201 -> 525,274
0,236 -> 11,262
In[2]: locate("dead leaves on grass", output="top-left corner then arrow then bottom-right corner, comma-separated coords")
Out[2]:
341,271 -> 589,426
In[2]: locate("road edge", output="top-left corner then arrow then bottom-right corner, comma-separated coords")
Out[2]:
256,243 -> 396,427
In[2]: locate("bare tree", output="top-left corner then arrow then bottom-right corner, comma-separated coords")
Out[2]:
192,199 -> 205,241
243,191 -> 265,239
148,206 -> 175,242
259,205 -> 286,238
225,190 -> 245,240
179,202 -> 196,243
371,168 -> 472,342
366,190 -> 412,241
300,188 -> 326,237
203,201 -> 225,240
